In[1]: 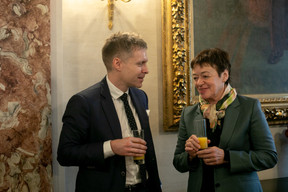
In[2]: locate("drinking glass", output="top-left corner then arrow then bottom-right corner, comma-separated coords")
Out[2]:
193,119 -> 208,149
131,129 -> 145,164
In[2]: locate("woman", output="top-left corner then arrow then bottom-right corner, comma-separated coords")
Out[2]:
173,48 -> 278,192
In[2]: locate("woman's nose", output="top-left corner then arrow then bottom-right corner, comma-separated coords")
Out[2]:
196,78 -> 204,86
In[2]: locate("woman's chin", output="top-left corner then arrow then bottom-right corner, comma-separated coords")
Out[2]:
200,94 -> 208,100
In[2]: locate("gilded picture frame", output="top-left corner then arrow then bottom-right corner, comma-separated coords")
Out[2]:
162,0 -> 288,131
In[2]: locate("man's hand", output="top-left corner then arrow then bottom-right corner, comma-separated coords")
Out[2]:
110,137 -> 147,157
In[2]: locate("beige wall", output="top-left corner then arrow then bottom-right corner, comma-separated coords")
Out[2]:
51,1 -> 288,192
61,0 -> 163,134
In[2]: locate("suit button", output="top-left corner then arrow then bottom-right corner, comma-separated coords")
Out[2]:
215,183 -> 220,187
121,171 -> 126,177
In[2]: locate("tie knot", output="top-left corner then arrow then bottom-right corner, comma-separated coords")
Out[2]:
120,93 -> 128,102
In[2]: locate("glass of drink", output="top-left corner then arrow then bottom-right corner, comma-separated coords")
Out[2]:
193,119 -> 208,149
131,129 -> 145,165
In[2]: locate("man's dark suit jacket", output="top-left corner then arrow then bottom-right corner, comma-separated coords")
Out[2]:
57,77 -> 162,192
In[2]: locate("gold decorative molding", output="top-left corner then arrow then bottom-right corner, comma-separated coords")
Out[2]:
162,0 -> 190,131
104,0 -> 131,30
251,94 -> 288,125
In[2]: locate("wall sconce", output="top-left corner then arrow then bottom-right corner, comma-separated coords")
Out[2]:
102,0 -> 131,30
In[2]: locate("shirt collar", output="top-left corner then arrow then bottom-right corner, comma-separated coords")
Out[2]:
106,75 -> 129,100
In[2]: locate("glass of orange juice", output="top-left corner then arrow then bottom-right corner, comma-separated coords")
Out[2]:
131,129 -> 145,164
193,119 -> 208,149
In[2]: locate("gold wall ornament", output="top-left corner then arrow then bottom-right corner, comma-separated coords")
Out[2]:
254,94 -> 288,125
103,0 -> 131,30
162,0 -> 190,131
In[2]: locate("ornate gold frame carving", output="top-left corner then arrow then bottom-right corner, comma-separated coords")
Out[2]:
250,94 -> 288,126
162,1 -> 288,131
162,0 -> 190,131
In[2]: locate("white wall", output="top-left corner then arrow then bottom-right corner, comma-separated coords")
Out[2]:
51,0 -> 65,191
258,126 -> 288,180
51,1 -> 288,192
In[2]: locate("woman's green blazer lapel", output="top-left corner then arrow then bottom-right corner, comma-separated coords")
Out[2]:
219,96 -> 240,149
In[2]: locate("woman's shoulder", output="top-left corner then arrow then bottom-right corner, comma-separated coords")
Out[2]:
182,103 -> 199,113
234,95 -> 262,111
237,94 -> 259,103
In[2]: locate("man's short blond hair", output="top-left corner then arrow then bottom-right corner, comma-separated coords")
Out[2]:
102,32 -> 147,71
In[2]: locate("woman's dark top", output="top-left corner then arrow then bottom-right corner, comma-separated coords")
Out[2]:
200,119 -> 224,192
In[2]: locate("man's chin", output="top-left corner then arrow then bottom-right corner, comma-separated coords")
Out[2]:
135,83 -> 143,88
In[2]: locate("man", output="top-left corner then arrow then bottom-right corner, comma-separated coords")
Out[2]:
57,32 -> 162,192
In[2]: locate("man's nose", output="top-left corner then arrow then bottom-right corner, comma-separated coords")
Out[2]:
142,64 -> 149,74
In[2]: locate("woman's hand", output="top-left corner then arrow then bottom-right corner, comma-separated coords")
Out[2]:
196,146 -> 227,165
185,135 -> 210,160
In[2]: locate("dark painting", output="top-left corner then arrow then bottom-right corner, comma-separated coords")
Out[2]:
193,0 -> 288,94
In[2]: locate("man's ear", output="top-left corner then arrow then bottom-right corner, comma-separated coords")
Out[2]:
112,57 -> 121,71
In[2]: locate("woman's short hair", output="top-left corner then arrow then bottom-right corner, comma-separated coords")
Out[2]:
190,48 -> 231,84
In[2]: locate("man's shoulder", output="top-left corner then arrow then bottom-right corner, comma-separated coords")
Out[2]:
75,78 -> 107,99
130,87 -> 146,96
77,83 -> 100,96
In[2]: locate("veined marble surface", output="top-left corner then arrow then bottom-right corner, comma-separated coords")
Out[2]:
0,0 -> 51,191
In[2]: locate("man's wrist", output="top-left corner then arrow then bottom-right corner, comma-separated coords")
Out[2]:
104,140 -> 115,158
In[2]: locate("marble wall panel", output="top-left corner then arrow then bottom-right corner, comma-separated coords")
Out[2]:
0,0 -> 51,191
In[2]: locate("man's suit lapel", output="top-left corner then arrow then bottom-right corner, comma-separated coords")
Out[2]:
219,96 -> 240,148
129,89 -> 149,130
100,78 -> 122,139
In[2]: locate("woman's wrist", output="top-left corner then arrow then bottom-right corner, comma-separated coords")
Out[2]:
188,152 -> 197,161
223,149 -> 230,162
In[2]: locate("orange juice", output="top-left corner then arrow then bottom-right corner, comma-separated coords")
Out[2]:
134,155 -> 145,164
198,137 -> 208,149
134,155 -> 144,160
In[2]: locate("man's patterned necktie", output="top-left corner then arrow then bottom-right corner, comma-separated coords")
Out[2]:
120,93 -> 147,186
